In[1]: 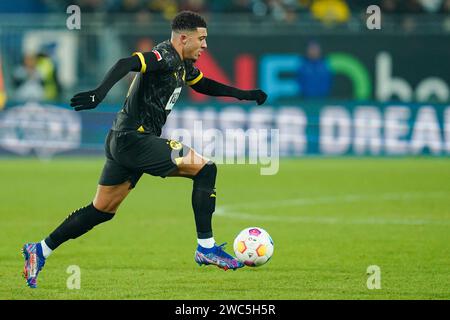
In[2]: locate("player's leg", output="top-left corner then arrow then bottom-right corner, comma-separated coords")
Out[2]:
130,137 -> 214,240
22,181 -> 132,288
22,133 -> 142,288
43,181 -> 132,252
168,148 -> 243,271
93,182 -> 133,213
168,147 -> 208,176
104,133 -> 241,270
168,149 -> 216,242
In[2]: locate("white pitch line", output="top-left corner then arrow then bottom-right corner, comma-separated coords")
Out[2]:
215,192 -> 450,226
218,191 -> 449,210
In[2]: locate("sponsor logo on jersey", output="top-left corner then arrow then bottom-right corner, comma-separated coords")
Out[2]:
152,50 -> 162,61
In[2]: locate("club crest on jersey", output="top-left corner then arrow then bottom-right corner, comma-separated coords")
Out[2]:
167,140 -> 182,150
152,50 -> 162,61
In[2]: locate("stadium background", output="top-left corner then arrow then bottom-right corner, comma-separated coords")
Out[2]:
0,0 -> 449,300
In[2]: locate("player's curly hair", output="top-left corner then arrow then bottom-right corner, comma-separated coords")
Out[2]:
171,11 -> 207,32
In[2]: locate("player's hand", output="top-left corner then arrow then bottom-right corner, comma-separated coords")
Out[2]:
70,90 -> 104,111
247,89 -> 267,105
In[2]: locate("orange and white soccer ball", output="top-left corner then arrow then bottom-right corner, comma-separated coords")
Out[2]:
233,227 -> 274,267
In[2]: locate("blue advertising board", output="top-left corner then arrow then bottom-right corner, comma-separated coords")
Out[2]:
0,102 -> 448,158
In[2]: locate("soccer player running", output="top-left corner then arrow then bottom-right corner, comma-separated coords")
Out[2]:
22,11 -> 267,288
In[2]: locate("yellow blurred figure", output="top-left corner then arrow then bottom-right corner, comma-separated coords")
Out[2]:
0,57 -> 6,110
36,54 -> 59,101
148,0 -> 179,21
311,0 -> 350,24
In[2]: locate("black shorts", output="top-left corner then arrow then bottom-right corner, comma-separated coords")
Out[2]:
99,130 -> 189,188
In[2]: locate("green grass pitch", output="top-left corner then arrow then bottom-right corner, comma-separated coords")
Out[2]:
0,157 -> 449,299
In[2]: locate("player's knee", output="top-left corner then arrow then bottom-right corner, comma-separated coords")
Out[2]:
93,183 -> 131,213
93,196 -> 123,214
92,200 -> 117,214
196,161 -> 217,180
193,161 -> 217,189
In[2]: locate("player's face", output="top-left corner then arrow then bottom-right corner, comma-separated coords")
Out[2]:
184,27 -> 207,61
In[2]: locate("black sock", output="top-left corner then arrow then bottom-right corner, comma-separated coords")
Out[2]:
192,162 -> 217,239
44,203 -> 114,250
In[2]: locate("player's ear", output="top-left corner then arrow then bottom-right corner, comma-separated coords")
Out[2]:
180,34 -> 188,45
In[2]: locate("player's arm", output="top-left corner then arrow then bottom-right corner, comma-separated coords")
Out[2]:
190,77 -> 268,105
70,52 -> 161,111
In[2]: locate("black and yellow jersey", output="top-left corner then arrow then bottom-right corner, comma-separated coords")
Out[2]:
112,40 -> 203,136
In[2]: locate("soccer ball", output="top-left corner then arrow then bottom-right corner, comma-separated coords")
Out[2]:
233,227 -> 274,267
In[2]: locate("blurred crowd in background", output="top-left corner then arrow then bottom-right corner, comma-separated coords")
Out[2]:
1,0 -> 450,24
0,0 -> 449,109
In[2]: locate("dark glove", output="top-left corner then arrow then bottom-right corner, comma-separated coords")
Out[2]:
70,90 -> 104,111
243,89 -> 268,105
